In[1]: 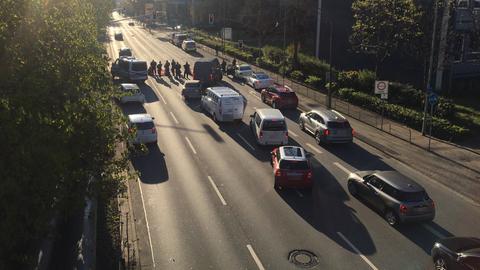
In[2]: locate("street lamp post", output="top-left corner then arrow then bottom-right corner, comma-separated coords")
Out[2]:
315,0 -> 322,59
327,20 -> 333,109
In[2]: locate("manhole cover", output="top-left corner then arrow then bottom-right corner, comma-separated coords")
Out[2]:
288,250 -> 319,268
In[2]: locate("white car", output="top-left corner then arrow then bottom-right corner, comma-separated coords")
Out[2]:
127,114 -> 157,144
246,72 -> 274,90
234,64 -> 253,81
118,83 -> 145,104
181,40 -> 196,52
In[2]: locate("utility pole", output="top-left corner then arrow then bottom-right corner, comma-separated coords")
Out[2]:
435,0 -> 453,91
327,21 -> 333,109
315,0 -> 323,58
282,1 -> 287,86
422,0 -> 440,135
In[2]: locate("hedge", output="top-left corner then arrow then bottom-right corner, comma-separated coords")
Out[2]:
337,88 -> 469,139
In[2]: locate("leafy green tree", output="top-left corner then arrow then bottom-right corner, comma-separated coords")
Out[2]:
350,0 -> 423,75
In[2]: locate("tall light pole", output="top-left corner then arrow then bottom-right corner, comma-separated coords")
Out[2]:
315,0 -> 322,58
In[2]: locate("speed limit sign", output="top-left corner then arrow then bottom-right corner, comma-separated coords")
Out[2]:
374,80 -> 389,94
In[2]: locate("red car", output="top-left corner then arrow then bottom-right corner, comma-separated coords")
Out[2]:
271,146 -> 313,189
261,84 -> 298,109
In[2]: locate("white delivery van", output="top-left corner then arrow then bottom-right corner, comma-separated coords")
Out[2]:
250,108 -> 288,146
201,87 -> 244,122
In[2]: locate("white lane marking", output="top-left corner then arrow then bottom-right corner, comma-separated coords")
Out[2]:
246,244 -> 266,270
137,178 -> 156,268
337,232 -> 378,270
295,189 -> 304,198
185,137 -> 197,154
208,176 -> 227,206
289,130 -> 299,137
158,91 -> 167,104
306,143 -> 323,154
249,91 -> 262,101
333,162 -> 352,175
237,133 -> 256,151
423,224 -> 445,239
169,112 -> 179,124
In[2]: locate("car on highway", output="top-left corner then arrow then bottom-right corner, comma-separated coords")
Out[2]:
118,83 -> 145,104
127,114 -> 157,145
111,57 -> 148,83
347,170 -> 435,226
246,72 -> 274,90
250,108 -> 288,146
201,87 -> 245,122
431,237 -> 480,270
182,80 -> 202,100
233,64 -> 253,81
171,32 -> 188,46
193,58 -> 223,88
271,146 -> 313,189
261,84 -> 298,109
181,40 -> 196,52
299,109 -> 353,144
119,47 -> 132,57
128,21 -> 134,26
114,31 -> 123,40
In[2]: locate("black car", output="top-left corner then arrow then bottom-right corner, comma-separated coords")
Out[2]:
128,21 -> 134,26
114,31 -> 123,41
193,58 -> 223,88
347,170 -> 435,226
431,237 -> 480,270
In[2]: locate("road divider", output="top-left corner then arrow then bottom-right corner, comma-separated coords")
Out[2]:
289,130 -> 299,137
208,176 -> 227,206
333,162 -> 352,175
337,232 -> 378,270
185,137 -> 197,154
246,244 -> 266,270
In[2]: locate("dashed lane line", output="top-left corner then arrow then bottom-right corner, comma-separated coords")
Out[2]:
337,232 -> 378,270
333,162 -> 352,175
208,176 -> 227,206
249,91 -> 262,101
306,143 -> 323,154
185,137 -> 197,155
137,178 -> 156,268
237,133 -> 256,151
246,244 -> 266,270
169,112 -> 179,124
289,130 -> 299,137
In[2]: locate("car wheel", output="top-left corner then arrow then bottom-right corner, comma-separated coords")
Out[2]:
434,257 -> 448,270
315,131 -> 321,144
384,210 -> 399,226
348,181 -> 358,196
299,120 -> 305,131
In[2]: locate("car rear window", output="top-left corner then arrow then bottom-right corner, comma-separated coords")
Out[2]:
132,62 -> 147,71
256,74 -> 268,79
279,160 -> 309,170
278,92 -> 296,98
134,122 -> 154,130
122,86 -> 139,93
327,121 -> 350,129
240,66 -> 251,71
262,120 -> 286,131
396,191 -> 429,202
221,96 -> 241,105
185,82 -> 201,88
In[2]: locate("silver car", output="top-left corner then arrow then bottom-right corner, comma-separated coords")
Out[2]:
347,170 -> 435,226
298,109 -> 353,144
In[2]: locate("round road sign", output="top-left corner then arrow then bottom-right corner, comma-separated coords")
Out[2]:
377,81 -> 386,91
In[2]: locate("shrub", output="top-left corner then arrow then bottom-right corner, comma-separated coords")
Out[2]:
262,46 -> 287,65
290,70 -> 304,81
337,70 -> 375,93
305,75 -> 323,89
256,57 -> 280,73
296,53 -> 331,78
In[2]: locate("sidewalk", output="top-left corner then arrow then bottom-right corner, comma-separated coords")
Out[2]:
188,39 -> 480,203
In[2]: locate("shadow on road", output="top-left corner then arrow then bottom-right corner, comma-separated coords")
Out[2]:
138,84 -> 159,103
131,144 -> 169,184
396,222 -> 454,254
186,51 -> 204,58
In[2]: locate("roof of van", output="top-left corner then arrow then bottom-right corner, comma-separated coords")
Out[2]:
195,58 -> 219,63
120,83 -> 139,90
207,87 -> 240,97
128,114 -> 154,124
256,108 -> 284,120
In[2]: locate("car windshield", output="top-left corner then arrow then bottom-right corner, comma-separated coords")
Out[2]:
240,66 -> 251,71
327,121 -> 350,129
256,74 -> 269,79
134,122 -> 154,130
262,120 -> 286,131
132,62 -> 147,71
186,82 -> 201,88
396,191 -> 429,202
279,160 -> 309,170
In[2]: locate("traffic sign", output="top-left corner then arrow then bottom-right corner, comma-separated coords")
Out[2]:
374,80 -> 389,94
428,93 -> 438,105
381,93 -> 388,100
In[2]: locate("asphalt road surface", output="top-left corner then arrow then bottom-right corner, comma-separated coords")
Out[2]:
108,13 -> 480,270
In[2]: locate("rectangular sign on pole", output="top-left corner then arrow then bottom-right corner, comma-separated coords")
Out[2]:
374,80 -> 389,94
145,3 -> 154,19
221,27 -> 232,40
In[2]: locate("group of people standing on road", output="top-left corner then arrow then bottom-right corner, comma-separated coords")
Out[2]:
149,59 -> 191,79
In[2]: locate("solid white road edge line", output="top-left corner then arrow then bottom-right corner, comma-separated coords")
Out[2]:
157,90 -> 167,104
306,143 -> 323,154
249,91 -> 262,101
208,176 -> 227,206
423,224 -> 445,239
185,137 -> 197,155
337,232 -> 378,270
237,133 -> 256,151
169,112 -> 179,124
289,130 -> 299,137
246,244 -> 266,270
333,162 -> 352,175
137,178 -> 156,268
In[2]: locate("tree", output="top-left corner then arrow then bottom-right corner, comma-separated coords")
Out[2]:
240,0 -> 282,47
350,0 -> 423,76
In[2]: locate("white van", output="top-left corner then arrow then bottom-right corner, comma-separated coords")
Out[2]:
201,87 -> 244,122
182,40 -> 196,52
249,108 -> 288,146
127,114 -> 157,144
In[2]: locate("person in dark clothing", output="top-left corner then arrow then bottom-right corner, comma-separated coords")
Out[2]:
221,59 -> 227,74
164,60 -> 170,76
176,63 -> 182,79
232,58 -> 237,67
183,62 -> 191,79
171,59 -> 176,77
215,45 -> 219,56
157,61 -> 162,77
149,59 -> 157,76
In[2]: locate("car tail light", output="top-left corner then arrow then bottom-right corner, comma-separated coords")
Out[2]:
324,129 -> 330,136
285,131 -> 288,138
209,74 -> 213,81
128,128 -> 134,134
259,131 -> 263,138
399,204 -> 408,214
275,169 -> 282,177
430,200 -> 435,208
306,171 -> 312,179
151,128 -> 156,134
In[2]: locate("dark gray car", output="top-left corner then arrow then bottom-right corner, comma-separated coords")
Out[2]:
431,237 -> 480,270
347,170 -> 435,226
298,109 -> 353,144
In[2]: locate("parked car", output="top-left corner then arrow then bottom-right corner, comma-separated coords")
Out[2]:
246,72 -> 274,90
271,146 -> 313,189
233,64 -> 253,81
111,57 -> 148,82
431,237 -> 480,270
128,21 -> 135,26
171,32 -> 188,46
119,47 -> 132,57
261,84 -> 298,109
193,58 -> 223,88
299,109 -> 353,144
250,108 -> 288,146
127,114 -> 157,145
114,31 -> 123,40
118,83 -> 145,104
182,80 -> 202,100
347,170 -> 435,226
201,87 -> 245,122
182,40 -> 196,52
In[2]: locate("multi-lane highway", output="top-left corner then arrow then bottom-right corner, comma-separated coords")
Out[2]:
108,13 -> 480,270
